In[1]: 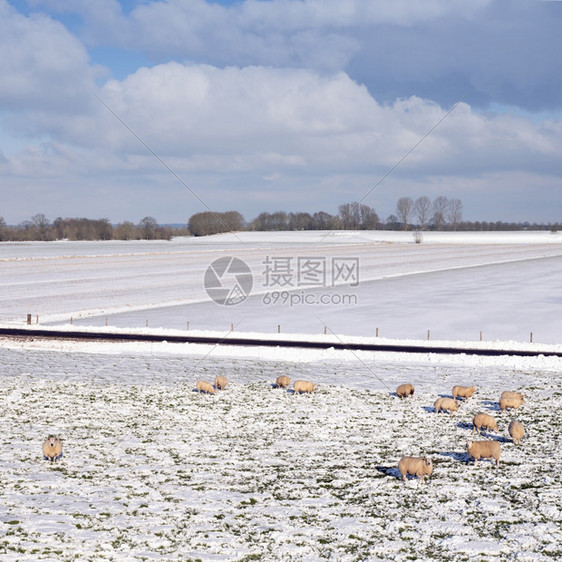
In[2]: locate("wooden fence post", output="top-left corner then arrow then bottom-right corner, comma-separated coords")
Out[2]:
26,314 -> 32,325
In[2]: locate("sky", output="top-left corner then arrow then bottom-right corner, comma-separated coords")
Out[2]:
1,0 -> 562,225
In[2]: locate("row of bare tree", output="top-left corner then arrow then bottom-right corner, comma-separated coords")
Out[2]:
395,196 -> 463,231
0,215 -> 181,241
1,203 -> 559,241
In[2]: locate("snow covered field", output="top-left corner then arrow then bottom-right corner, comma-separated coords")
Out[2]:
0,338 -> 561,560
1,230 -> 562,343
1,231 -> 561,560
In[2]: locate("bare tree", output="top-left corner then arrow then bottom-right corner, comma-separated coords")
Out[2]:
288,212 -> 312,230
139,216 -> 158,239
359,204 -> 379,229
396,197 -> 414,230
432,196 -> 449,230
31,213 -> 51,241
338,203 -> 359,229
311,211 -> 337,230
338,202 -> 378,230
413,196 -> 431,230
115,221 -> 138,240
447,199 -> 463,231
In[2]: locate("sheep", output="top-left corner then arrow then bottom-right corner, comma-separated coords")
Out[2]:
452,385 -> 476,401
434,397 -> 459,415
42,435 -> 63,462
508,420 -> 525,444
499,395 -> 523,412
398,456 -> 433,483
293,380 -> 315,394
466,440 -> 501,467
472,412 -> 499,434
500,391 -> 525,403
276,375 -> 290,389
214,375 -> 228,390
196,380 -> 216,394
396,383 -> 415,399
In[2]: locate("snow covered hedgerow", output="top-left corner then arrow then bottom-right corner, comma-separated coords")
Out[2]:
275,375 -> 290,389
466,440 -> 501,467
472,412 -> 499,434
398,456 -> 433,483
499,395 -> 524,412
293,380 -> 315,394
42,435 -> 63,462
452,385 -> 476,400
214,375 -> 228,390
508,420 -> 525,444
396,383 -> 415,398
196,380 -> 216,394
434,397 -> 459,415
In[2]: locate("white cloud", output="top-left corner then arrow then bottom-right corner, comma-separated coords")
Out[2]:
1,1 -> 561,223
0,0 -> 98,115
5,61 -> 562,183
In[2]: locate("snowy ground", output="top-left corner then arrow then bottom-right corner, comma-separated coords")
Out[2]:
1,231 -> 561,560
0,338 -> 561,561
1,230 -> 562,343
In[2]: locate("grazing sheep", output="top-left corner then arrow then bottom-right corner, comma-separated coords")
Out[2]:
499,395 -> 523,412
214,375 -> 228,390
276,375 -> 290,389
466,440 -> 501,467
196,380 -> 216,394
508,420 -> 525,444
434,397 -> 459,415
396,383 -> 415,399
452,385 -> 476,401
42,435 -> 63,462
398,456 -> 433,483
472,412 -> 499,434
500,391 -> 525,403
293,380 -> 315,394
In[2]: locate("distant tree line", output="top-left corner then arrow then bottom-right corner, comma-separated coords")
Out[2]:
0,215 -> 186,241
188,211 -> 244,236
1,199 -> 560,242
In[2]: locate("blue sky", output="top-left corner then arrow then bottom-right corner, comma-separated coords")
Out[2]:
1,0 -> 561,225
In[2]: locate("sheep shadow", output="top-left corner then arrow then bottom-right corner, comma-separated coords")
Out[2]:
473,430 -> 502,440
271,383 -> 291,390
439,451 -> 472,464
482,400 -> 500,412
191,388 -> 215,395
456,421 -> 473,431
422,406 -> 435,413
374,466 -> 402,480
